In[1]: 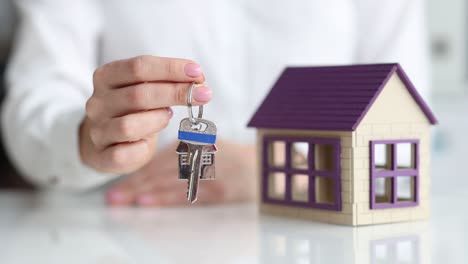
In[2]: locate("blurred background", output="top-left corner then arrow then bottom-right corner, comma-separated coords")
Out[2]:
0,0 -> 466,193
0,0 -> 33,189
427,0 -> 468,194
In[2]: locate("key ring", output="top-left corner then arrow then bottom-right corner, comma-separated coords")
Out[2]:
187,82 -> 203,124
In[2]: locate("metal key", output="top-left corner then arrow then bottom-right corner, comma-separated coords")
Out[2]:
178,118 -> 217,203
186,144 -> 204,203
177,82 -> 217,203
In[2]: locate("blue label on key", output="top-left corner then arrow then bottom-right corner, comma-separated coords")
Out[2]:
178,131 -> 216,144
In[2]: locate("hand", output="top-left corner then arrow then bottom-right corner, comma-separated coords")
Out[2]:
80,55 -> 212,174
105,140 -> 258,207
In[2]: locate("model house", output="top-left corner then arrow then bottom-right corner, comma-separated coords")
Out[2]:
247,63 -> 437,226
176,143 -> 217,180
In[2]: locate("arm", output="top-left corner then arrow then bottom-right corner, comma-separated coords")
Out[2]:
354,0 -> 431,101
2,0 -> 211,191
1,0 -> 111,190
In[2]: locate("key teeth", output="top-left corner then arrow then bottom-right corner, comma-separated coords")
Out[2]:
186,180 -> 197,204
186,194 -> 197,203
186,180 -> 190,201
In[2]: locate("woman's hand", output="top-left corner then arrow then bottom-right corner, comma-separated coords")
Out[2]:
80,56 -> 212,174
105,140 -> 258,207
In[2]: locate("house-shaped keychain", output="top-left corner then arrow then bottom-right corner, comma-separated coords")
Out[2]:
247,63 -> 438,226
176,142 -> 217,180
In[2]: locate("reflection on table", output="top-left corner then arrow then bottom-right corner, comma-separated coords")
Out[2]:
0,192 -> 466,263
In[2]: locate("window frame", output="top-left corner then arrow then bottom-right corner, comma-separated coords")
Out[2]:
180,154 -> 188,166
201,154 -> 212,165
262,136 -> 341,211
370,139 -> 419,209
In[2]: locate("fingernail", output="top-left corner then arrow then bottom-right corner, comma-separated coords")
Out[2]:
167,107 -> 173,118
106,190 -> 127,204
137,195 -> 155,206
184,63 -> 202,77
193,86 -> 212,102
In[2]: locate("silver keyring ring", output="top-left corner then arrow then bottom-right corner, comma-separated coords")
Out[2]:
187,82 -> 203,123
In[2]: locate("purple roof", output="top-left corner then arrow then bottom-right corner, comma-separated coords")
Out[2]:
247,63 -> 438,131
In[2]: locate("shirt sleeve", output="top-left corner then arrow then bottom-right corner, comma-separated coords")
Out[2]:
354,0 -> 431,102
1,0 -> 117,191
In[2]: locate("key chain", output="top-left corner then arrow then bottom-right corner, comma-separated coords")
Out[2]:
175,82 -> 217,203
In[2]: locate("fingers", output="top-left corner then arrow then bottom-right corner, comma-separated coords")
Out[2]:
86,82 -> 212,120
89,108 -> 172,148
126,182 -> 224,207
103,140 -> 259,208
106,174 -> 225,207
94,55 -> 205,88
105,182 -> 135,206
81,55 -> 211,176
136,189 -> 188,207
105,82 -> 212,117
94,136 -> 158,174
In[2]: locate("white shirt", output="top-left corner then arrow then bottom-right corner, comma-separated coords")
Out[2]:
2,0 -> 430,190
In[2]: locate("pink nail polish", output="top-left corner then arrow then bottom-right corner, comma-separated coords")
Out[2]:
193,86 -> 212,102
167,107 -> 174,118
137,195 -> 154,205
106,190 -> 127,203
184,63 -> 202,77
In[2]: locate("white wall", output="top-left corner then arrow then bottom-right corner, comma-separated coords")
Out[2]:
428,0 -> 467,95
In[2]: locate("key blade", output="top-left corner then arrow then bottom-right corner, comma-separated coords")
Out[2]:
187,146 -> 203,203
187,180 -> 198,203
187,158 -> 198,203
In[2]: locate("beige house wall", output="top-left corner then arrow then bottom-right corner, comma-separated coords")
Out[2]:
257,129 -> 355,225
353,72 -> 432,225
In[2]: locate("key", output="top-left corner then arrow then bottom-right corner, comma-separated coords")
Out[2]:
176,142 -> 217,181
178,117 -> 217,203
186,144 -> 204,203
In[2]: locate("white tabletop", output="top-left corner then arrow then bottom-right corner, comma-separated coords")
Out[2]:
0,191 -> 466,264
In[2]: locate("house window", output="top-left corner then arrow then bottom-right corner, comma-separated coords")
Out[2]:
268,141 -> 286,168
180,154 -> 189,165
268,172 -> 286,199
263,137 -> 341,211
180,154 -> 212,166
201,154 -> 212,165
370,140 -> 419,209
